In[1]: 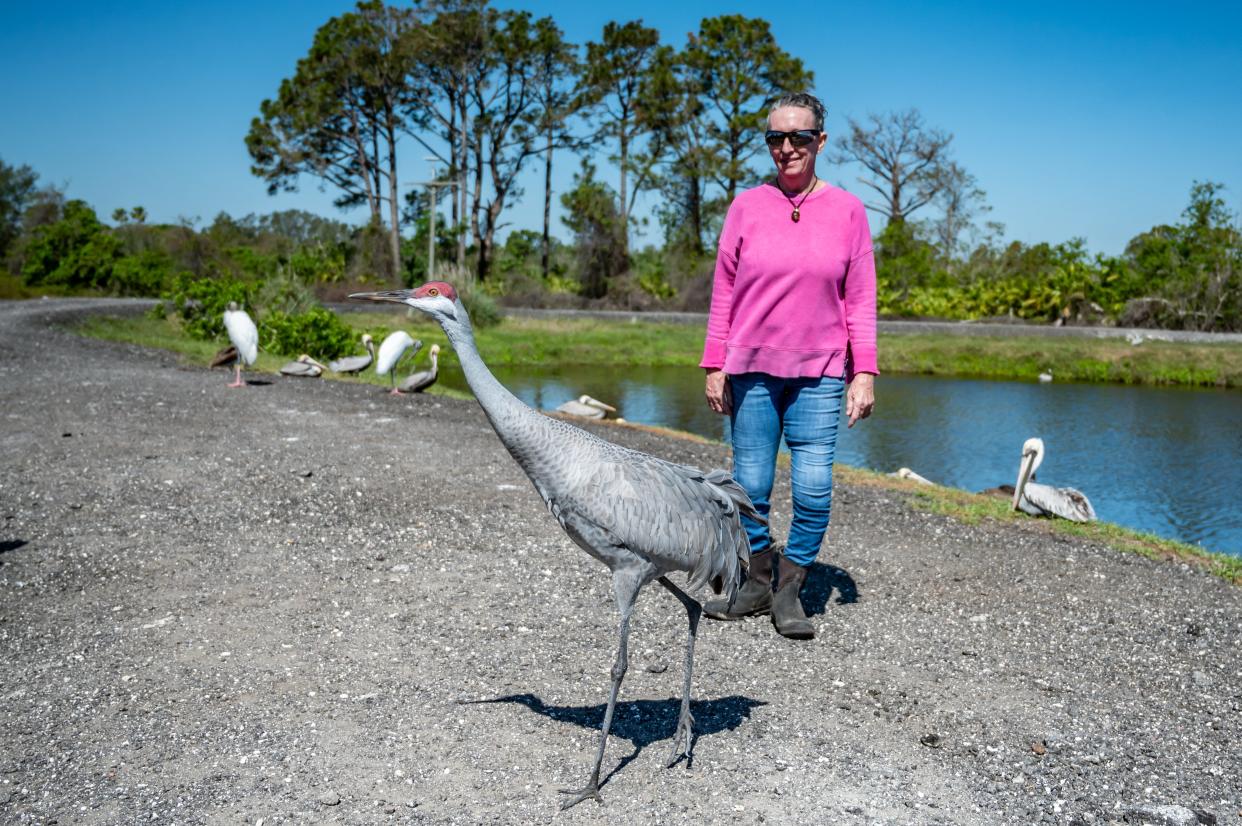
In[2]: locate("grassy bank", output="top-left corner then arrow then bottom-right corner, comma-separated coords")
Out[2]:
880,333 -> 1242,387
77,309 -> 1242,388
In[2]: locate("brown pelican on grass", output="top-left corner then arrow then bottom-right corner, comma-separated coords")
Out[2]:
375,331 -> 422,394
328,334 -> 375,374
398,343 -> 440,393
1012,437 -> 1096,522
556,394 -> 618,419
280,354 -> 329,377
222,302 -> 258,388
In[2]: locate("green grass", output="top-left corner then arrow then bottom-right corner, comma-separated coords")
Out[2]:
880,333 -> 1242,387
75,308 -> 1242,388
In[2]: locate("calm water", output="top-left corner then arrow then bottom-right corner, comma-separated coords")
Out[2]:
440,365 -> 1242,556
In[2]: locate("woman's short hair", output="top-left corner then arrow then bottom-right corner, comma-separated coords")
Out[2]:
770,92 -> 825,131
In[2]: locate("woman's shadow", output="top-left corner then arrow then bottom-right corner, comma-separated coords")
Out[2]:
801,561 -> 859,616
461,692 -> 766,788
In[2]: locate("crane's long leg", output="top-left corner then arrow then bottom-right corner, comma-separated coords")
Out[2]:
228,363 -> 244,388
559,573 -> 642,810
657,575 -> 701,768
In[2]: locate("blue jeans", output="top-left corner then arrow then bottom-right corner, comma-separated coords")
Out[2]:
728,373 -> 845,568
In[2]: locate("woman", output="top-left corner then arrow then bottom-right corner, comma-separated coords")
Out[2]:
700,91 -> 876,640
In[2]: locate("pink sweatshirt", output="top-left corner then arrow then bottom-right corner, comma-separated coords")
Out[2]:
700,182 -> 878,378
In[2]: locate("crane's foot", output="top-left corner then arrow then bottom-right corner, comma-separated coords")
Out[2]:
388,388 -> 404,395
227,380 -> 244,388
558,782 -> 603,810
666,710 -> 694,768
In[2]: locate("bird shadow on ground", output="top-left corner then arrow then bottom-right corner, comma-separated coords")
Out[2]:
462,692 -> 766,788
244,379 -> 273,386
801,562 -> 859,616
0,539 -> 28,554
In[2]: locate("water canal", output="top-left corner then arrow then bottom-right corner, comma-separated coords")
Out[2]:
440,365 -> 1241,556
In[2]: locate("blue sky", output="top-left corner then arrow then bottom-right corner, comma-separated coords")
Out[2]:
2,0 -> 1239,254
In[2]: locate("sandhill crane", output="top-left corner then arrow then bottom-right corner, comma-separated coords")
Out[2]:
398,343 -> 439,394
556,395 -> 617,419
1013,437 -> 1096,522
375,332 -> 422,394
280,354 -> 329,377
328,334 -> 374,375
222,302 -> 258,388
350,282 -> 758,810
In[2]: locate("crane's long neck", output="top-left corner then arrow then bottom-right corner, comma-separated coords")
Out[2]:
440,313 -> 536,440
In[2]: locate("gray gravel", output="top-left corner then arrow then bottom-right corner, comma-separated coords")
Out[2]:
1,298 -> 1239,826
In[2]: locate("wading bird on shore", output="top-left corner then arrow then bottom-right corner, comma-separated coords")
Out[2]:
350,282 -> 758,810
1012,437 -> 1096,522
398,343 -> 439,394
279,354 -> 329,377
555,395 -> 617,419
376,332 -> 421,394
222,302 -> 258,388
328,334 -> 374,375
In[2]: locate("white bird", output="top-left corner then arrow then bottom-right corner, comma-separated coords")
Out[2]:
350,282 -> 758,810
891,467 -> 934,485
222,302 -> 258,388
555,394 -> 618,419
1037,370 -> 1053,383
328,334 -> 375,375
1012,437 -> 1096,522
375,332 -> 422,394
398,343 -> 440,394
280,354 -> 329,377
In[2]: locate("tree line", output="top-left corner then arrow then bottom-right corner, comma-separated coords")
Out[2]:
1,0 -> 1238,331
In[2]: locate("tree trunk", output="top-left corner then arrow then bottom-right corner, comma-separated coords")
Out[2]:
457,96 -> 470,269
618,121 -> 629,259
542,125 -> 553,279
386,119 -> 402,286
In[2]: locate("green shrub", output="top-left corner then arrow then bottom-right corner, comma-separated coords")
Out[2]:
158,273 -> 252,340
110,250 -> 177,296
260,306 -> 357,359
461,287 -> 501,328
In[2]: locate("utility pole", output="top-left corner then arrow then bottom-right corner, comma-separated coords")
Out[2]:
409,157 -> 456,282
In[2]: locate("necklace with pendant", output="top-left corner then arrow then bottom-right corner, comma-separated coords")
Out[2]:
779,178 -> 817,223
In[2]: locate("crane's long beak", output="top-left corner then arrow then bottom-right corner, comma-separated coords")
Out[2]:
1013,450 -> 1037,510
349,289 -> 413,304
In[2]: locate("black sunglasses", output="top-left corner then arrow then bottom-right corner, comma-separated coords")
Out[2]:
765,129 -> 820,148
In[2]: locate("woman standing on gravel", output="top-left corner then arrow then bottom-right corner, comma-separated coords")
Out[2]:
700,91 -> 877,640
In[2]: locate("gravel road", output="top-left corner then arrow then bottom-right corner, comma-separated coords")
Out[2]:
1,298 -> 1238,826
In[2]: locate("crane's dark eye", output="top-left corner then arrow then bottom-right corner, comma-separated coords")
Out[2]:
428,288 -> 439,296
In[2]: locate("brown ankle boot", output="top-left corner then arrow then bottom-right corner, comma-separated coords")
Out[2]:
771,554 -> 815,639
704,548 -> 774,620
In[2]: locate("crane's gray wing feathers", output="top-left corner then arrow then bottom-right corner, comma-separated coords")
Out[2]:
562,455 -> 760,598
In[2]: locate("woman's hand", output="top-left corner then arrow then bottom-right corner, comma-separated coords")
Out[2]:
845,372 -> 875,428
705,369 -> 732,415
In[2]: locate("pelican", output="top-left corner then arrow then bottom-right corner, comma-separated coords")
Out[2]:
1012,438 -> 1096,522
891,467 -> 934,485
397,344 -> 439,394
280,354 -> 329,377
375,332 -> 422,394
222,302 -> 258,388
555,395 -> 617,419
328,334 -> 375,375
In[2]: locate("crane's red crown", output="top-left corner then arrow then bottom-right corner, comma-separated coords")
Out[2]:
414,281 -> 457,301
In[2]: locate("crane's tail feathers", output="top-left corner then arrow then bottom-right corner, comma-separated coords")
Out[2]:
701,468 -> 766,525
684,468 -> 761,599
